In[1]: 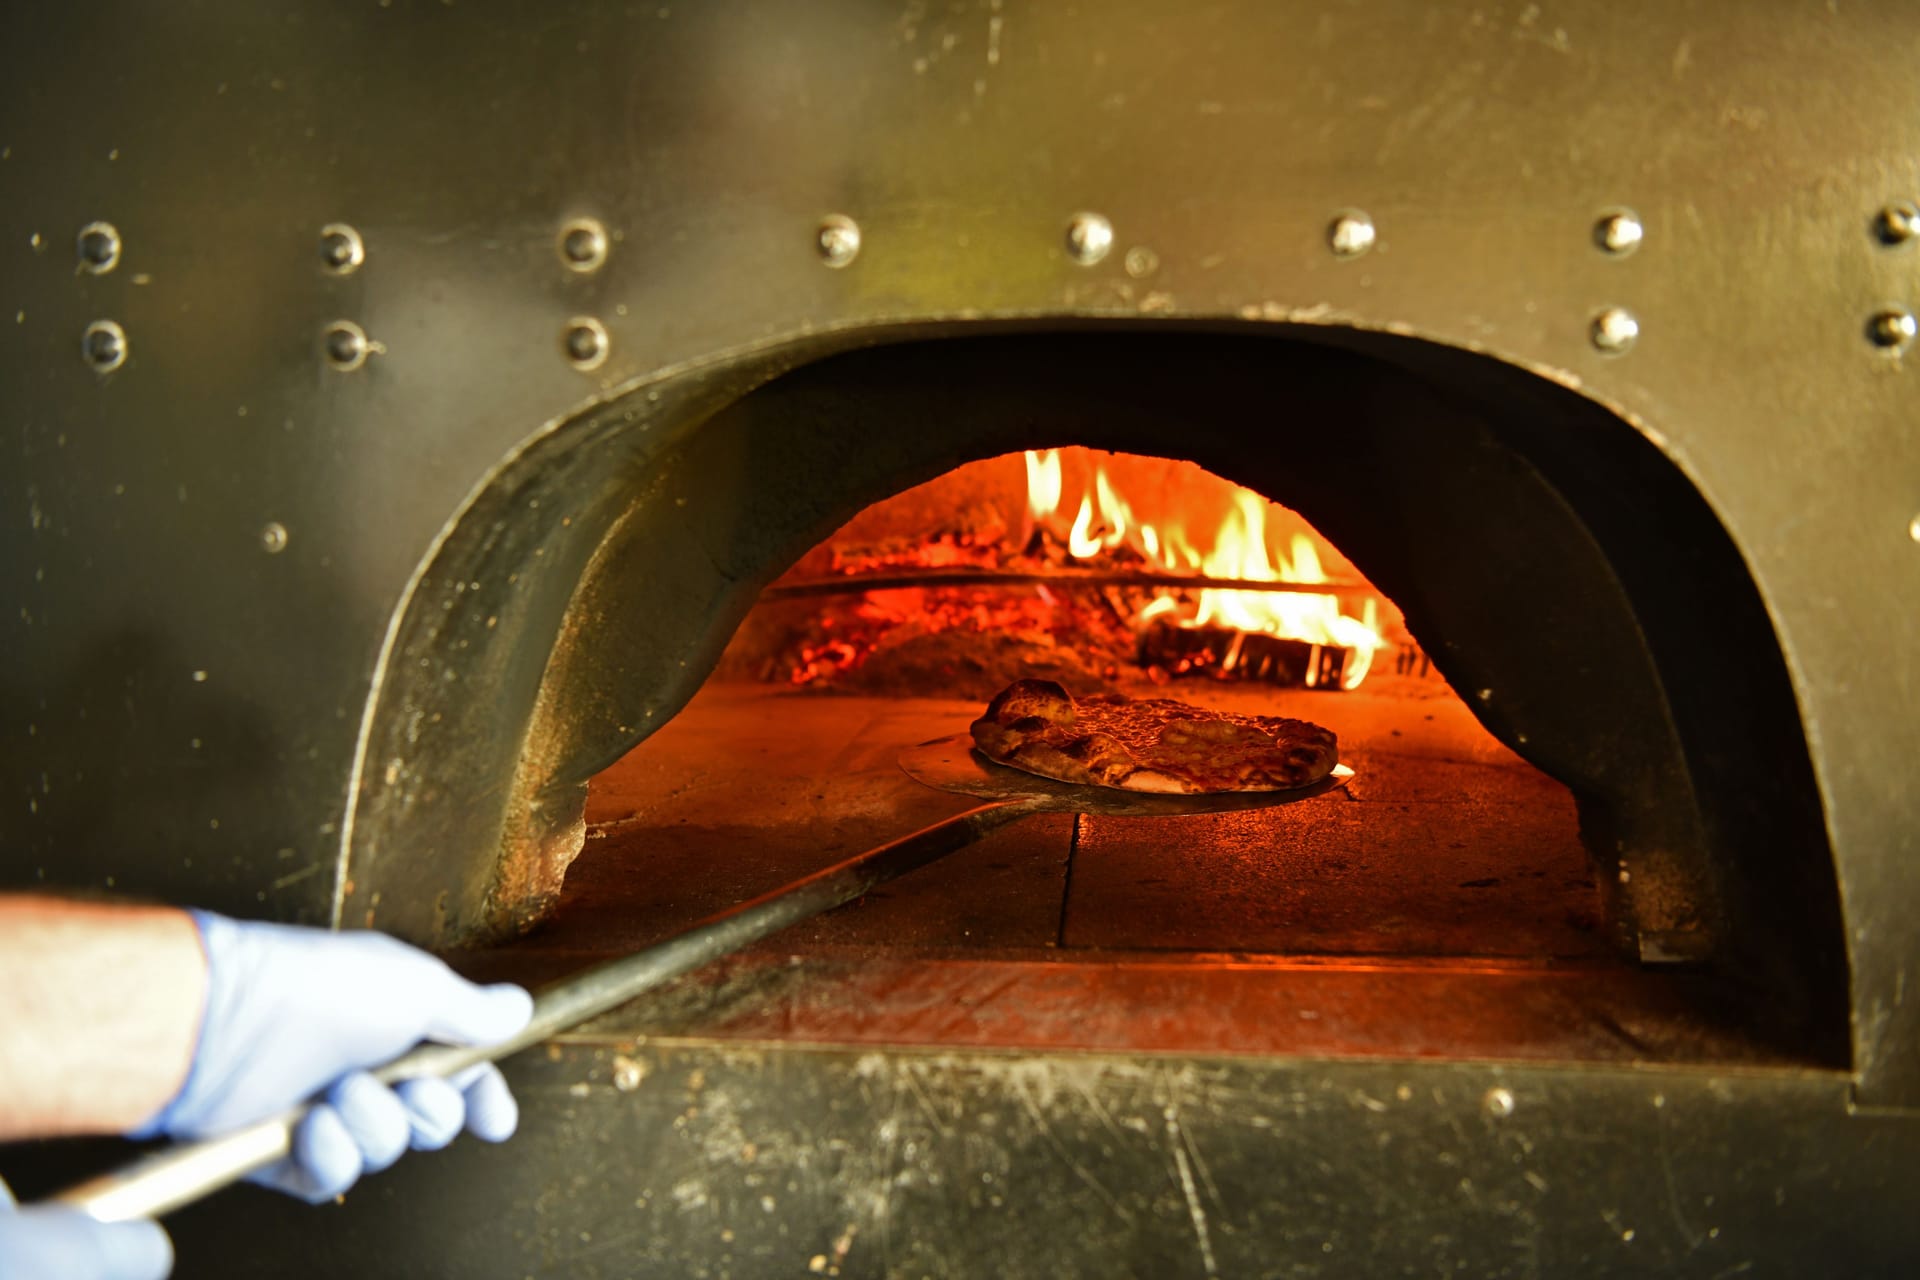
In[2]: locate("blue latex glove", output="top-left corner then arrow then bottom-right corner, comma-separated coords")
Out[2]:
0,1177 -> 171,1280
133,911 -> 533,1203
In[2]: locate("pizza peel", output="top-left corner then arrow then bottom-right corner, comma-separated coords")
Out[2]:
50,735 -> 1350,1223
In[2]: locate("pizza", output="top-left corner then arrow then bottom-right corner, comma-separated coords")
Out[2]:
969,678 -> 1338,794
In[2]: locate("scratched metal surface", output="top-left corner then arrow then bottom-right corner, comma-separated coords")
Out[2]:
2,0 -> 1916,1125
78,1044 -> 1907,1278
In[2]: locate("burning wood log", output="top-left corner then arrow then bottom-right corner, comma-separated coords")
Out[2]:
730,446 -> 1403,694
1138,618 -> 1357,689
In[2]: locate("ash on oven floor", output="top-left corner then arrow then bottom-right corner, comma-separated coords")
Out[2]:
448,680 -> 1781,1069
558,681 -> 1599,959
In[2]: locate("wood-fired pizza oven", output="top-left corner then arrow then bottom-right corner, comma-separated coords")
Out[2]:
4,3 -> 1917,1274
414,330 -> 1849,1074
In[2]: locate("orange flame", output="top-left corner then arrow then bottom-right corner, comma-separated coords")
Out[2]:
1021,450 -> 1384,688
1025,449 -> 1063,524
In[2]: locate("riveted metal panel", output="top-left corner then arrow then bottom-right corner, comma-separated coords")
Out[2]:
2,1 -> 1915,1119
4,1043 -> 1902,1278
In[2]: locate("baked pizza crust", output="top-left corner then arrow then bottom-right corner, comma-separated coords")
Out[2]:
969,678 -> 1338,794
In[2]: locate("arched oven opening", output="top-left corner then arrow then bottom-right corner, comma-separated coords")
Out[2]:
349,328 -> 1849,1071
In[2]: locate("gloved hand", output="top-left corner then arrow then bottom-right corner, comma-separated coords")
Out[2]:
0,1178 -> 171,1280
133,911 -> 533,1203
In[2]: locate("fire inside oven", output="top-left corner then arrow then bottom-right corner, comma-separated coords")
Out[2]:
457,334 -> 1852,1072
551,449 -> 1600,1045
750,449 -> 1391,695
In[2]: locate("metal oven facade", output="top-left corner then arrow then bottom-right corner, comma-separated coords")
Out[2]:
4,3 -> 1918,1274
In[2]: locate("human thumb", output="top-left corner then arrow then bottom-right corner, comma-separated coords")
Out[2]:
0,1206 -> 173,1280
421,978 -> 534,1046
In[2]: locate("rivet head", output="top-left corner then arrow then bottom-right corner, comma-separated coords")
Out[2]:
81,319 -> 127,372
319,223 -> 365,274
559,218 -> 609,272
260,522 -> 289,554
1483,1087 -> 1516,1118
1868,307 -> 1917,350
323,320 -> 370,371
563,317 -> 610,370
76,221 -> 122,274
816,214 -> 862,269
1327,209 -> 1376,258
1594,208 -> 1644,256
1065,212 -> 1114,266
1874,202 -> 1920,246
1590,306 -> 1640,354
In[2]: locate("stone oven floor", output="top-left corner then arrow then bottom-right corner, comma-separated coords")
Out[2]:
449,679 -> 1809,1068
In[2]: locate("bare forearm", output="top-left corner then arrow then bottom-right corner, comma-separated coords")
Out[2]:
0,897 -> 206,1140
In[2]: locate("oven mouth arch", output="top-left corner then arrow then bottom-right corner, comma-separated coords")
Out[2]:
341,321 -> 1850,1070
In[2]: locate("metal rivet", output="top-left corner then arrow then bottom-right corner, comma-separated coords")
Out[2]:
319,223 -> 365,275
816,214 -> 862,269
76,221 -> 122,274
1065,212 -> 1114,266
1590,306 -> 1640,354
1327,209 -> 1376,258
1867,307 -> 1917,350
1123,245 -> 1159,278
563,317 -> 610,370
81,319 -> 127,372
1483,1087 -> 1516,1118
323,320 -> 370,371
1909,512 -> 1920,543
559,218 -> 609,273
1594,208 -> 1644,256
260,522 -> 289,554
1874,202 -> 1920,246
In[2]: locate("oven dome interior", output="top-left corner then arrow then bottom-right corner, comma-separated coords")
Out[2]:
343,326 -> 1849,1068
